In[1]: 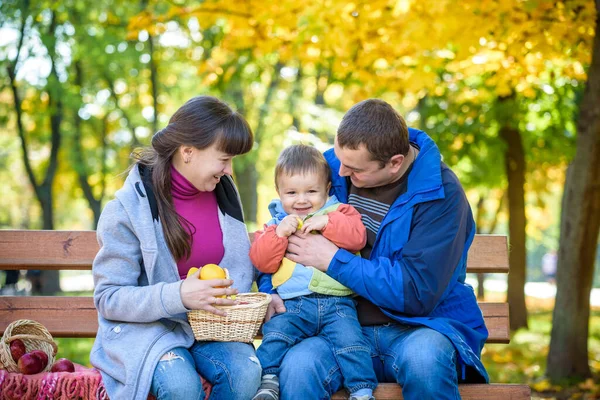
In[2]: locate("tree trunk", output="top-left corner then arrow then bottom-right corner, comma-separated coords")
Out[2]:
227,72 -> 259,224
289,66 -> 303,130
499,124 -> 528,330
141,0 -> 159,134
233,165 -> 259,224
104,72 -> 141,149
73,61 -> 103,228
36,12 -> 62,295
148,33 -> 159,134
233,62 -> 283,224
8,8 -> 61,295
547,0 -> 600,381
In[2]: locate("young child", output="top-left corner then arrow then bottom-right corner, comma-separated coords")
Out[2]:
251,144 -> 377,400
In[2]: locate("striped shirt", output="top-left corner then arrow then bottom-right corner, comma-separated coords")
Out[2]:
349,158 -> 413,326
348,163 -> 412,259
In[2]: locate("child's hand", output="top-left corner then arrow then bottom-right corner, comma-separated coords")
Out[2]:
276,215 -> 300,237
300,215 -> 328,233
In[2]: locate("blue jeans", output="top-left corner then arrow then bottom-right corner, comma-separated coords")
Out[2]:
150,341 -> 262,400
257,294 -> 377,394
278,323 -> 460,400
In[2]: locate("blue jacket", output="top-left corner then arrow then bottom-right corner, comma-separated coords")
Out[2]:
324,128 -> 489,383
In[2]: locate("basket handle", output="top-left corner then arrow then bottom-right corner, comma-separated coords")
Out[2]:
6,334 -> 58,356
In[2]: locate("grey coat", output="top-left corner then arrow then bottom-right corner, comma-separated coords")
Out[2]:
90,165 -> 255,400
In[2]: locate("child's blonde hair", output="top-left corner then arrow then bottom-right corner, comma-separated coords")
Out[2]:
275,144 -> 331,189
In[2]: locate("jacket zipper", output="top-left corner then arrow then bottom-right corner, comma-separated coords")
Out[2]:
370,185 -> 442,254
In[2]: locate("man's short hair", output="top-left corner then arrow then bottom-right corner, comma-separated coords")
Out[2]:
275,144 -> 331,189
337,99 -> 410,165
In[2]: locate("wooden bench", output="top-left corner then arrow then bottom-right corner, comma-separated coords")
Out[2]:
0,230 -> 531,399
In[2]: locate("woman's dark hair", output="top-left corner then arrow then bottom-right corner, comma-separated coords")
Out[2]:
274,144 -> 331,190
133,96 -> 253,261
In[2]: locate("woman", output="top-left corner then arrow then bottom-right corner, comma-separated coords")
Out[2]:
90,96 -> 261,400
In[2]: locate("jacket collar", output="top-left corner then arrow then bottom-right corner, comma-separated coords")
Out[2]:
267,195 -> 340,224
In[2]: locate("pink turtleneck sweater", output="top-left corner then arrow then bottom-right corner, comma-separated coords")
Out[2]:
171,165 -> 224,279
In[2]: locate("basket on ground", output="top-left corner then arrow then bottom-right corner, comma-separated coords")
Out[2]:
187,293 -> 271,343
0,319 -> 58,373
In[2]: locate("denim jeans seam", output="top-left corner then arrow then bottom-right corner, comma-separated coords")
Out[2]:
193,352 -> 234,393
384,350 -> 400,375
322,363 -> 340,387
347,382 -> 377,392
450,352 -> 461,400
263,331 -> 297,345
334,297 -> 355,318
284,297 -> 303,314
263,367 -> 278,375
333,345 -> 371,355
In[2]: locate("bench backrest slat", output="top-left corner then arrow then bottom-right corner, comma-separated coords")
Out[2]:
0,230 -> 509,273
0,297 -> 510,343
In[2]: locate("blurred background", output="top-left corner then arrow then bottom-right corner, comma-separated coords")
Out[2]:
0,0 -> 599,398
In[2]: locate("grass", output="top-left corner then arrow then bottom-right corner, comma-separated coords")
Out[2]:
482,293 -> 600,399
52,293 -> 600,399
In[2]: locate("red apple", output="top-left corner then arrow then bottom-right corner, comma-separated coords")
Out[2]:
50,358 -> 75,373
29,350 -> 49,369
17,353 -> 45,374
9,339 -> 26,362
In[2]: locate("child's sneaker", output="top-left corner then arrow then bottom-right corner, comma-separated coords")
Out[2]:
252,374 -> 279,400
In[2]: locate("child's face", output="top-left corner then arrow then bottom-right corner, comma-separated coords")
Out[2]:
277,171 -> 331,217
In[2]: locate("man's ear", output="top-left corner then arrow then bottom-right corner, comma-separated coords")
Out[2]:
388,154 -> 405,173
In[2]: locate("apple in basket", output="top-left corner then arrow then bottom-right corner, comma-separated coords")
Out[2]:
30,350 -> 48,367
9,339 -> 26,362
51,358 -> 75,373
17,352 -> 46,374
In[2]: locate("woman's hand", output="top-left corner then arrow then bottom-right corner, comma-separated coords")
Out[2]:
264,293 -> 286,322
180,270 -> 239,316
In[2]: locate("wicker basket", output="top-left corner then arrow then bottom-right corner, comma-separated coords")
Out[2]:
187,293 -> 271,343
0,319 -> 58,373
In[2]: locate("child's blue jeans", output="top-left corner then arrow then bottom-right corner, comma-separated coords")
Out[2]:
256,293 -> 377,394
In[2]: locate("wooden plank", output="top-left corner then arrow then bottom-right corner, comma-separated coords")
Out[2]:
0,230 -> 509,273
481,302 -> 510,343
468,235 -> 509,273
0,297 -> 98,338
0,230 -> 98,270
333,383 -> 531,399
0,297 -> 510,343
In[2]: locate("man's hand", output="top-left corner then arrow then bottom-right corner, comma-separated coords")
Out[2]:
264,293 -> 286,322
276,215 -> 300,238
300,215 -> 328,233
286,232 -> 339,271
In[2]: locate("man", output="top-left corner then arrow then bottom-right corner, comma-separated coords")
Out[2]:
262,99 -> 489,400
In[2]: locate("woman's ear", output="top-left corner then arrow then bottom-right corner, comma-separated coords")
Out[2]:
180,145 -> 194,163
